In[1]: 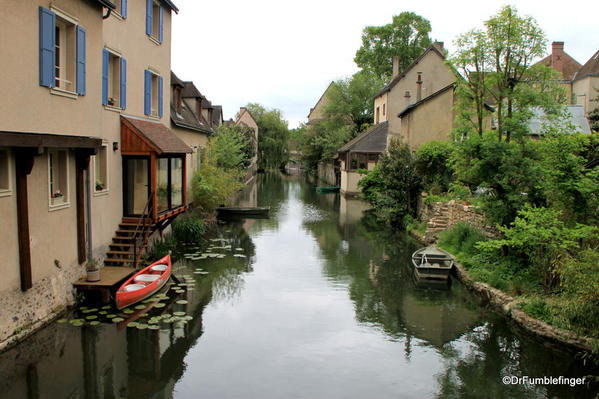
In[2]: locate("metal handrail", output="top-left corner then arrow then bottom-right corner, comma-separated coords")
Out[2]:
133,191 -> 154,269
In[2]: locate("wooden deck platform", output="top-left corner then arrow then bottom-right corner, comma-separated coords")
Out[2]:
73,266 -> 136,302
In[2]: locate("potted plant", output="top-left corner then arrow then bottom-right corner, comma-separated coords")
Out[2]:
86,259 -> 101,282
96,180 -> 105,191
108,97 -> 115,106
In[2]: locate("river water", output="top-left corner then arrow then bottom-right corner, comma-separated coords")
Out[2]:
0,172 -> 596,399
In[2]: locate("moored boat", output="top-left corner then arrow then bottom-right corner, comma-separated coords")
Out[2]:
115,254 -> 172,309
216,206 -> 270,217
412,246 -> 454,280
315,186 -> 340,193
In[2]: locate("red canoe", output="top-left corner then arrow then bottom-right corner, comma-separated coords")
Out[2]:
115,254 -> 172,309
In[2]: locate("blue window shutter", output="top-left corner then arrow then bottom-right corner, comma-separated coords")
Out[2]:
158,75 -> 163,117
146,0 -> 152,36
39,7 -> 56,88
120,58 -> 127,109
76,26 -> 86,95
158,6 -> 164,43
121,0 -> 127,19
102,49 -> 109,105
144,70 -> 151,115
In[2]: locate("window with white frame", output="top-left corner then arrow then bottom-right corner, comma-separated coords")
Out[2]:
151,2 -> 161,40
48,150 -> 69,207
94,146 -> 108,192
54,15 -> 77,92
0,149 -> 11,196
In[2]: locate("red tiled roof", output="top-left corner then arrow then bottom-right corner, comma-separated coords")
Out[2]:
575,49 -> 599,80
122,116 -> 192,154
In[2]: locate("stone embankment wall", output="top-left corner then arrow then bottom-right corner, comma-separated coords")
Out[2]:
419,198 -> 499,243
317,161 -> 337,186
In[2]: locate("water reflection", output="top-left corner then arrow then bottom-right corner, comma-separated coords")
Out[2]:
0,172 -> 596,399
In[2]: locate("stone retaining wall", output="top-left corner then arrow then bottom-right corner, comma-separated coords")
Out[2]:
419,198 -> 499,243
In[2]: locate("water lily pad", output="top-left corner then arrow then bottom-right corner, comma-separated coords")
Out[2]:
162,313 -> 171,318
176,300 -> 188,304
89,321 -> 100,326
136,324 -> 148,330
106,314 -> 117,318
112,317 -> 124,323
123,309 -> 134,314
79,306 -> 88,310
86,315 -> 98,320
183,316 -> 193,321
154,303 -> 166,308
102,305 -> 111,310
233,254 -> 247,258
148,325 -> 160,330
128,322 -> 139,328
71,319 -> 85,324
57,319 -> 67,324
135,305 -> 146,310
235,248 -> 243,251
173,311 -> 186,316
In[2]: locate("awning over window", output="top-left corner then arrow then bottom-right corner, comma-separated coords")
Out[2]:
121,116 -> 192,155
0,131 -> 102,149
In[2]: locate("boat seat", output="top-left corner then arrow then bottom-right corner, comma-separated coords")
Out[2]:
134,274 -> 160,283
150,264 -> 168,272
123,284 -> 145,292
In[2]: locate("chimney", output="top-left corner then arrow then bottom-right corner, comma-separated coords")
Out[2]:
433,41 -> 444,52
551,41 -> 565,78
392,56 -> 400,79
416,72 -> 423,102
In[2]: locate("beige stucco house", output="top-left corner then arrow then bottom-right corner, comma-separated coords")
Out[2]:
170,72 -> 214,194
0,0 -> 192,347
338,42 -> 458,194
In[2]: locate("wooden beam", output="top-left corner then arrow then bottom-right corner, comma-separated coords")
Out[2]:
0,131 -> 101,150
75,151 -> 91,265
150,153 -> 158,222
15,149 -> 36,291
182,155 -> 188,206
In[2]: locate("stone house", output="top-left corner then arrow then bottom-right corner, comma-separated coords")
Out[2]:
234,107 -> 259,178
0,0 -> 190,346
307,81 -> 334,125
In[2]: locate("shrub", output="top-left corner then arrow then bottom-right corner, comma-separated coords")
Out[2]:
145,233 -> 177,261
358,139 -> 421,225
415,140 -> 454,192
172,213 -> 205,243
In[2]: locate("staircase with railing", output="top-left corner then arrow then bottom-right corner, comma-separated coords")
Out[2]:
104,192 -> 155,268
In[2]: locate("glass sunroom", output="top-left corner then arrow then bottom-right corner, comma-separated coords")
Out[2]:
120,116 -> 191,222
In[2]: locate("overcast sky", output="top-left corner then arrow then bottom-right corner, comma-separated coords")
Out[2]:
171,0 -> 599,128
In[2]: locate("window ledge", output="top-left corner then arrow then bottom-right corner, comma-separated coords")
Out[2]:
0,189 -> 12,198
148,35 -> 161,46
50,88 -> 78,99
93,190 -> 109,197
147,114 -> 161,120
49,202 -> 71,212
103,105 -> 122,113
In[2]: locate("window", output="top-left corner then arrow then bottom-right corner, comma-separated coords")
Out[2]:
54,16 -> 76,91
94,146 -> 108,192
102,49 -> 126,109
375,106 -> 380,124
113,0 -> 127,18
146,0 -> 163,43
368,153 -> 379,162
144,70 -> 163,117
348,153 -> 368,171
48,150 -> 69,207
0,149 -> 12,196
382,103 -> 386,116
156,156 -> 184,212
39,7 -> 86,95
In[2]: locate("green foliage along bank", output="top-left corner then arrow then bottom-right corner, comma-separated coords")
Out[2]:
244,103 -> 289,170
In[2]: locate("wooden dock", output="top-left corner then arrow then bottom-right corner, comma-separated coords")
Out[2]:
73,266 -> 136,303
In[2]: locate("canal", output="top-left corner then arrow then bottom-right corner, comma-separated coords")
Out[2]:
0,172 -> 596,399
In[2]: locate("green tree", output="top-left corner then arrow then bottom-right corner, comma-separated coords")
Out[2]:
451,5 -> 565,141
245,103 -> 289,169
212,125 -> 248,170
300,119 -> 352,170
324,70 -> 385,132
359,139 -> 422,225
354,12 -> 433,80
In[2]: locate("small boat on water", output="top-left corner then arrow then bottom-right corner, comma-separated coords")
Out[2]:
216,206 -> 270,217
315,186 -> 340,193
115,254 -> 171,309
412,246 -> 454,280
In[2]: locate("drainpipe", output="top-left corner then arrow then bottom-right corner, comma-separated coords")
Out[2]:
86,169 -> 93,260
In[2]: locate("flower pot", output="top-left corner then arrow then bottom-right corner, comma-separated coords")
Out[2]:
86,270 -> 101,282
